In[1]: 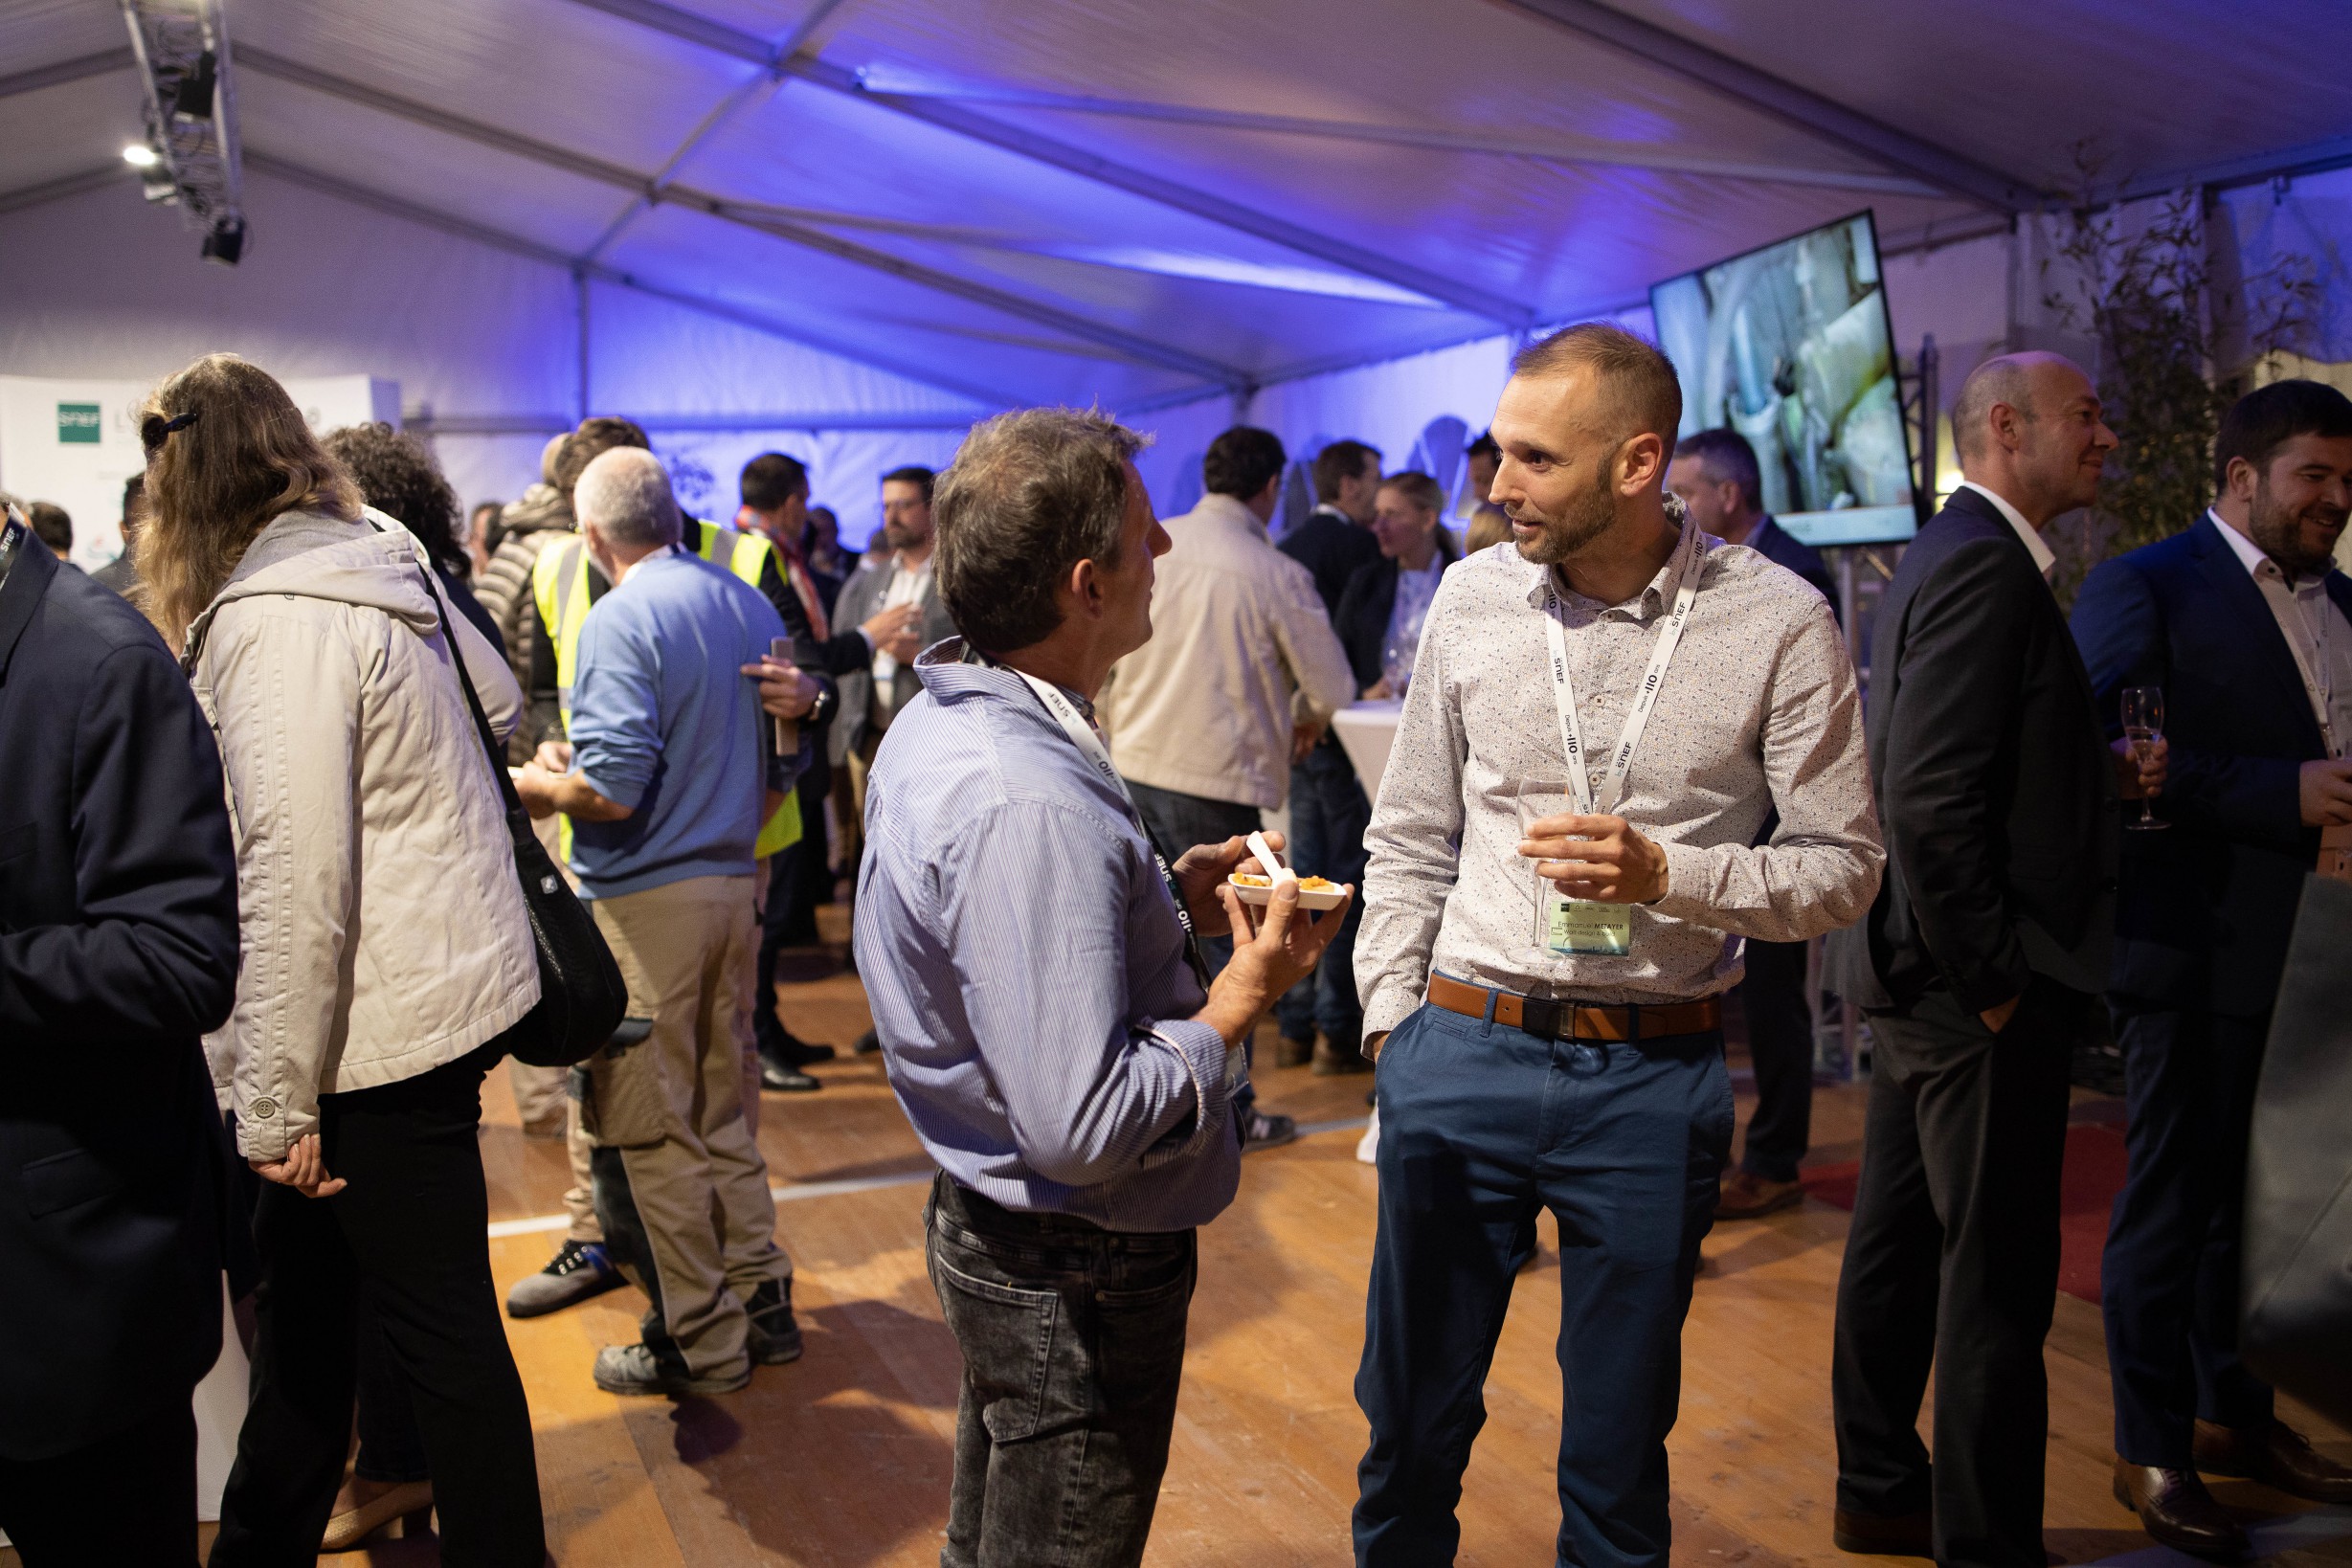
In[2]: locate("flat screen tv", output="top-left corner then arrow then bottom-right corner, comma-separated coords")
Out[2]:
1650,210 -> 1917,548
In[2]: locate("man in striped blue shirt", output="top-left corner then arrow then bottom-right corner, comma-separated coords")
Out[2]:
855,408 -> 1347,1568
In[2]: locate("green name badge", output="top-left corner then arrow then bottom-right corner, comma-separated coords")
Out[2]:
1543,892 -> 1632,956
57,402 -> 101,444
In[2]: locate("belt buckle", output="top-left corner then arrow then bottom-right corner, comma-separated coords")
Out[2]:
1520,995 -> 1561,1040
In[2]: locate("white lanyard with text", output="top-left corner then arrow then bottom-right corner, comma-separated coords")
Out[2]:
1010,667 -> 1246,1096
1534,521 -> 1705,954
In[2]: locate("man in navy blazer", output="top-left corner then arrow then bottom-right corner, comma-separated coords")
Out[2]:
1668,429 -> 1836,1220
0,506 -> 240,1564
2071,379 -> 2352,1556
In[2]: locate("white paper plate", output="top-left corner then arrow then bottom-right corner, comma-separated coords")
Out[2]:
1227,877 -> 1349,911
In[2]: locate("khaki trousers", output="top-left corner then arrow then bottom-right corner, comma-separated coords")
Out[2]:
582,875 -> 789,1379
517,811 -> 601,1243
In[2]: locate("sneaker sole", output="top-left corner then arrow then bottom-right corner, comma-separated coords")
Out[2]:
1243,1130 -> 1299,1154
505,1268 -> 629,1320
594,1366 -> 752,1398
750,1333 -> 804,1366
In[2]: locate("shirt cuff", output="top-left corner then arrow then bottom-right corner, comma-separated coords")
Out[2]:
1362,982 -> 1422,1042
1142,1018 -> 1231,1160
1647,840 -> 1716,925
573,762 -> 645,812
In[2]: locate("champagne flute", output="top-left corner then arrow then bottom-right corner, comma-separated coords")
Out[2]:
2121,685 -> 2166,831
1517,777 -> 1576,954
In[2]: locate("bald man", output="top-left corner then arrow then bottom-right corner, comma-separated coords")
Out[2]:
1827,353 -> 2163,1568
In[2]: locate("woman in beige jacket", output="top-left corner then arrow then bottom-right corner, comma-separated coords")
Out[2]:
135,355 -> 545,1567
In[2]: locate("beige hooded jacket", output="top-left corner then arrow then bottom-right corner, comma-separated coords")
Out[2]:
183,509 -> 539,1160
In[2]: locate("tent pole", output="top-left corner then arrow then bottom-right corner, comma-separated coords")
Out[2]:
574,265 -> 591,423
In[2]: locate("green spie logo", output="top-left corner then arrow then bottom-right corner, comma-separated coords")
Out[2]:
57,403 -> 102,444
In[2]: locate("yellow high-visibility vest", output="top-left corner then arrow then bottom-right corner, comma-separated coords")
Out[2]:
533,523 -> 803,862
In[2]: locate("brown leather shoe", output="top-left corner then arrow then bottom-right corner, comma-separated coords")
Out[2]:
1311,1036 -> 1372,1075
1274,1033 -> 1314,1069
1716,1168 -> 1804,1220
1832,1507 -> 1933,1557
2194,1418 -> 2352,1503
2113,1457 -> 2248,1560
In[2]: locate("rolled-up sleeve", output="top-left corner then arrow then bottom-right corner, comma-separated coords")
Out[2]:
1651,601 -> 1884,941
1355,604 -> 1469,1040
940,800 -> 1225,1187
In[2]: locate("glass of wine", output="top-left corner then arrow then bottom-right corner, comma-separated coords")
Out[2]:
2121,685 -> 2167,831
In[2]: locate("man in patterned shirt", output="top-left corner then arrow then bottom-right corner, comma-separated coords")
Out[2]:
1350,323 -> 1884,1568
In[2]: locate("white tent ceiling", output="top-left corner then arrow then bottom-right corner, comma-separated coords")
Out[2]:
5,0 -> 2350,419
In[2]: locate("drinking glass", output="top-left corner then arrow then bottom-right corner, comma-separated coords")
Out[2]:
1380,628 -> 1415,699
1517,777 -> 1576,953
2121,685 -> 2167,831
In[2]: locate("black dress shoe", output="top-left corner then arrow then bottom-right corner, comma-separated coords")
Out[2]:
754,1017 -> 837,1066
853,1028 -> 882,1055
1831,1507 -> 1933,1557
2195,1418 -> 2352,1503
2114,1458 -> 2248,1560
759,1056 -> 822,1092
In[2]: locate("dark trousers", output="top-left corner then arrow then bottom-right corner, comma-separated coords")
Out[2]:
1735,937 -> 1815,1182
1274,741 -> 1370,1047
926,1174 -> 1196,1568
0,1398 -> 198,1566
1354,1002 -> 1731,1568
2101,1001 -> 2274,1466
1124,780 -> 1265,1110
210,1043 -> 544,1568
1831,978 -> 2088,1568
754,771 -> 834,1043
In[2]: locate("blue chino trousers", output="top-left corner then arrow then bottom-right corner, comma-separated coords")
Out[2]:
1354,998 -> 1732,1568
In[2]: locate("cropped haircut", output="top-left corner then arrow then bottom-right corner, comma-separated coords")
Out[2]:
1311,438 -> 1380,502
1951,354 -> 2038,461
551,415 -> 650,497
28,502 -> 70,555
323,422 -> 466,576
1378,470 -> 1445,515
573,447 -> 681,549
1202,426 -> 1287,500
1674,427 -> 1764,513
740,451 -> 810,510
883,464 -> 936,504
934,408 -> 1146,656
1511,323 -> 1683,454
2214,378 -> 2352,492
135,353 -> 362,648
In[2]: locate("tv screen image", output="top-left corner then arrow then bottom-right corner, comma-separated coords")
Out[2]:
1650,211 -> 1916,548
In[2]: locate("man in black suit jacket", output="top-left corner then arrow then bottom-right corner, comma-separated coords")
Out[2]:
1826,352 -> 2161,1568
2071,380 -> 2352,1555
1669,429 -> 1838,1220
0,507 -> 240,1564
1278,438 -> 1384,616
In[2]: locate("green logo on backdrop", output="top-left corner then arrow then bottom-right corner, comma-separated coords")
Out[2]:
57,403 -> 102,444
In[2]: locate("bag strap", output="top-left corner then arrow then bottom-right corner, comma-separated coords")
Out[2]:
370,517 -> 531,821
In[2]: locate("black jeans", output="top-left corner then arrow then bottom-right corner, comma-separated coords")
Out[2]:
211,1042 -> 544,1568
2101,1001 -> 2274,1465
1831,977 -> 2089,1568
1273,741 -> 1370,1047
1735,936 -> 1814,1181
0,1398 -> 198,1566
927,1174 -> 1197,1568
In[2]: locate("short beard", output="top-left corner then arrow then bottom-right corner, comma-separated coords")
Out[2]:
2249,480 -> 2344,579
1513,450 -> 1618,567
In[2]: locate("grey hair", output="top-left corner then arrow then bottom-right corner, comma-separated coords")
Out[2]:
574,446 -> 680,549
934,407 -> 1147,656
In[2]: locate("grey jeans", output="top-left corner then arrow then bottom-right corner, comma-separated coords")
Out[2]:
926,1174 -> 1197,1568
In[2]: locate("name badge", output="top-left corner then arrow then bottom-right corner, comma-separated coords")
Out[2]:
1541,891 -> 1633,956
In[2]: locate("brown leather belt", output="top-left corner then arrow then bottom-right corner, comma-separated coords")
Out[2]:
1426,974 -> 1722,1043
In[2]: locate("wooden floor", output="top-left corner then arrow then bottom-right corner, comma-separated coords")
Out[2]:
82,932 -> 2348,1568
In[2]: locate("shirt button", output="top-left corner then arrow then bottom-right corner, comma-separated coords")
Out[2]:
252,1097 -> 278,1119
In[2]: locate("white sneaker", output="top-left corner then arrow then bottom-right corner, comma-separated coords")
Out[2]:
1355,1107 -> 1380,1165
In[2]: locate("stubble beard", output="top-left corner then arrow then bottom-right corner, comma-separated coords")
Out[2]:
2249,480 -> 2344,580
1513,481 -> 1618,568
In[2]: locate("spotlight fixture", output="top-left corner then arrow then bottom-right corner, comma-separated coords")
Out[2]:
121,0 -> 246,264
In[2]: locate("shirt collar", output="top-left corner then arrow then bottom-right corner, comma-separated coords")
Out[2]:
1518,495 -> 1699,616
2209,507 -> 2322,590
1957,481 -> 2056,577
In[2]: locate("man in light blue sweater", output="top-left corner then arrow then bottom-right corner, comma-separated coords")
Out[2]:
517,446 -> 819,1398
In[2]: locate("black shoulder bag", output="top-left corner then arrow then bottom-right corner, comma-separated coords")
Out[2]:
411,556 -> 627,1067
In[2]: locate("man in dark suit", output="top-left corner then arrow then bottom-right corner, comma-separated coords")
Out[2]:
1826,351 -> 2162,1568
0,504 -> 241,1565
1269,438 -> 1384,1066
1669,428 -> 1838,1220
2072,379 -> 2352,1557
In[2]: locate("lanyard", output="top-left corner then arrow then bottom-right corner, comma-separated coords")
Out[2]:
1009,667 -> 1213,991
0,514 -> 23,591
1540,520 -> 1705,818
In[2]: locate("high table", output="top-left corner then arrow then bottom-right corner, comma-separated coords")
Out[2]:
1329,697 -> 1404,802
